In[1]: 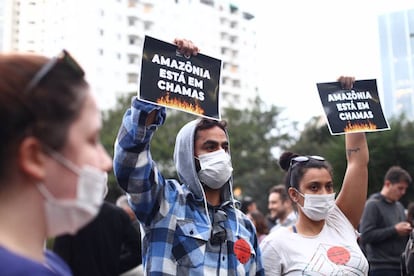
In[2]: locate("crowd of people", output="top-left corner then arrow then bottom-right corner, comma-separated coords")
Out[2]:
1,38 -> 414,276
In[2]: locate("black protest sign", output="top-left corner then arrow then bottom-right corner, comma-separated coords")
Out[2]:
138,36 -> 222,120
317,79 -> 390,135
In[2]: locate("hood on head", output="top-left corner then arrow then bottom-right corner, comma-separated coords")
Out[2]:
173,118 -> 234,202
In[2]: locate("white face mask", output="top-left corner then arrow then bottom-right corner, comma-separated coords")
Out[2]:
196,149 -> 233,190
296,190 -> 335,221
38,151 -> 108,237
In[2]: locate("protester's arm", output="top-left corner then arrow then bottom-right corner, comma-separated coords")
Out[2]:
113,38 -> 200,221
113,99 -> 166,190
335,76 -> 369,229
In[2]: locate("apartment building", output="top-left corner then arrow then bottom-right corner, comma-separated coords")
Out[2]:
378,8 -> 414,120
1,0 -> 257,110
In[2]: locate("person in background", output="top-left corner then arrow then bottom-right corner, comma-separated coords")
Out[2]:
260,76 -> 369,275
116,194 -> 144,276
247,210 -> 269,244
267,184 -> 297,232
113,38 -> 264,275
266,186 -> 278,230
53,200 -> 141,276
359,165 -> 413,276
116,194 -> 142,234
240,196 -> 258,215
0,50 -> 111,275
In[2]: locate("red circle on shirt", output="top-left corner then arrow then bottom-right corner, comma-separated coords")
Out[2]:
327,246 -> 350,265
234,238 -> 251,264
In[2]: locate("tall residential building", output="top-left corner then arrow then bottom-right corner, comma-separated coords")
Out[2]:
378,8 -> 414,120
2,0 -> 257,111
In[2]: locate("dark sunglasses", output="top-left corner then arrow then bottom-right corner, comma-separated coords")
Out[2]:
23,49 -> 85,94
210,209 -> 227,246
288,155 -> 325,187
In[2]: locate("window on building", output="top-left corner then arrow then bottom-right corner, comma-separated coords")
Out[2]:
229,4 -> 238,14
144,21 -> 153,30
129,36 -> 137,45
143,3 -> 153,13
231,65 -> 238,73
129,0 -> 138,8
200,0 -> 214,7
128,17 -> 136,26
243,12 -> 254,20
128,73 -> 138,83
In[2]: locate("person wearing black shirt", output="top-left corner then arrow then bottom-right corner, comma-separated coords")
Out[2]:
53,201 -> 142,276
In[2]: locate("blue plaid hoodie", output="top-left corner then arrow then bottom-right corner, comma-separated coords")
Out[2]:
113,98 -> 264,276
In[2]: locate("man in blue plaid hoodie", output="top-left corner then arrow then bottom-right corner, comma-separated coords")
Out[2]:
113,39 -> 264,275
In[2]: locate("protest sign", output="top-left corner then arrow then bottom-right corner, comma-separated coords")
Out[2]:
317,79 -> 390,135
138,36 -> 222,120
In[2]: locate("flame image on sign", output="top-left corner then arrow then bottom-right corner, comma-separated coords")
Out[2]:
344,121 -> 377,132
157,93 -> 205,114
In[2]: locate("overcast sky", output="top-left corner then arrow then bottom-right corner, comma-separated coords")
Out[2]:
238,0 -> 413,129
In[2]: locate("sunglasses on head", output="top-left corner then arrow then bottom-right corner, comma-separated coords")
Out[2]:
288,155 -> 325,187
23,49 -> 85,94
210,209 -> 227,246
289,155 -> 325,168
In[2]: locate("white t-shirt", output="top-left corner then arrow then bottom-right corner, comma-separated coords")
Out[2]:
260,205 -> 368,275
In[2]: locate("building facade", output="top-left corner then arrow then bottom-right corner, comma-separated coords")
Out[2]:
378,8 -> 414,120
1,0 -> 257,110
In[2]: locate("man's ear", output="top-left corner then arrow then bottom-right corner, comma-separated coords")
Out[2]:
384,180 -> 393,188
18,137 -> 47,180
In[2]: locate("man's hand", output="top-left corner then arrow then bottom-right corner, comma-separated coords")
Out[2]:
337,76 -> 355,90
395,221 -> 412,236
174,38 -> 200,57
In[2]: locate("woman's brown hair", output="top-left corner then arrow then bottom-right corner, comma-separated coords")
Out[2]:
0,51 -> 88,178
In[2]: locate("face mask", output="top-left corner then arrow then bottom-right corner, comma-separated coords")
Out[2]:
38,151 -> 108,237
196,149 -> 233,190
296,190 -> 335,221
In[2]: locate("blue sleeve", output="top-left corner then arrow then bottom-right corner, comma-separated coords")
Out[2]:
113,97 -> 167,221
